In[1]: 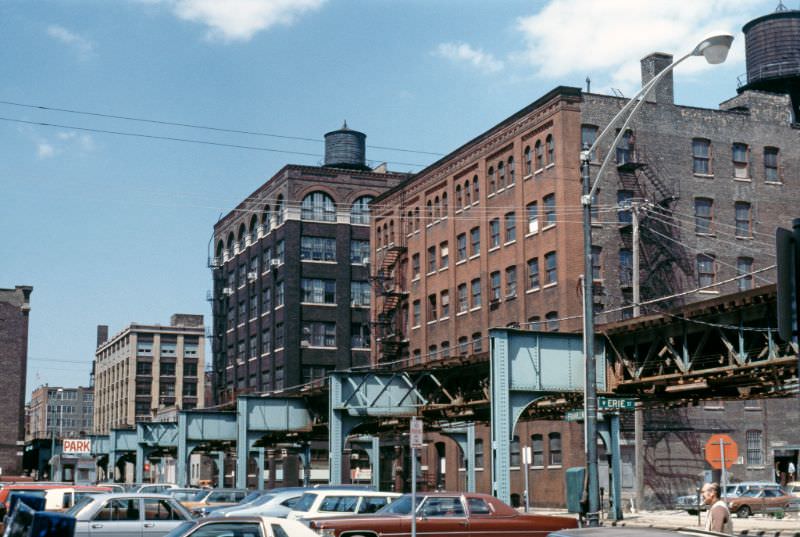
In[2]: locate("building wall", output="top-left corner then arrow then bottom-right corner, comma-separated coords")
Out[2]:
94,316 -> 205,434
27,386 -> 94,440
0,286 -> 32,475
211,164 -> 406,404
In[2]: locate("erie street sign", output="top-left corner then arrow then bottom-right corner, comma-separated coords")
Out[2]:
598,397 -> 636,410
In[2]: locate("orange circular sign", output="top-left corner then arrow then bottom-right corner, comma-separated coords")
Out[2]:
705,434 -> 738,470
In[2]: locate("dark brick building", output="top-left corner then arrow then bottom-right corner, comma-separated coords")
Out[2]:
210,125 -> 408,404
0,285 -> 33,475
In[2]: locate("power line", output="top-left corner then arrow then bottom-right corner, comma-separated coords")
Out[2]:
0,99 -> 445,157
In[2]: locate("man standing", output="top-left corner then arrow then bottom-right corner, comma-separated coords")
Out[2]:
701,482 -> 733,534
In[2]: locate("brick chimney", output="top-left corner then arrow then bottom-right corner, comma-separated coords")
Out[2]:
641,52 -> 674,105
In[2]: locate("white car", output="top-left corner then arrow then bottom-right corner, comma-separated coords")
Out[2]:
286,490 -> 401,522
163,515 -> 318,537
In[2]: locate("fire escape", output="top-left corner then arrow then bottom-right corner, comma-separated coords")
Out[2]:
372,241 -> 409,366
615,142 -> 692,312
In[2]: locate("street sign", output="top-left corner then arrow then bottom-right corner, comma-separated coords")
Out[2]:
598,397 -> 636,410
565,410 -> 585,422
522,446 -> 532,465
705,434 -> 738,470
62,438 -> 91,454
410,417 -> 423,448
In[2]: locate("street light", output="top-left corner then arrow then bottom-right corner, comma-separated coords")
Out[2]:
579,32 -> 733,527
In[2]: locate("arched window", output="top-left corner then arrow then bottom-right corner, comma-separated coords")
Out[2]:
350,195 -> 374,225
472,175 -> 479,202
262,204 -> 272,233
464,181 -> 471,206
414,207 -> 420,230
508,156 -> 515,185
215,240 -> 224,261
434,196 -> 440,219
302,191 -> 336,222
389,220 -> 395,245
407,211 -> 414,235
426,200 -> 433,222
546,134 -> 555,164
226,232 -> 235,252
275,195 -> 284,226
441,192 -> 448,216
249,215 -> 258,242
524,146 -> 532,175
488,166 -> 495,193
455,185 -> 462,208
498,161 -> 505,189
237,223 -> 246,250
535,140 -> 543,169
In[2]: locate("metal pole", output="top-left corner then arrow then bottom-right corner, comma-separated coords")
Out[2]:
632,204 -> 644,513
411,446 -> 417,537
632,205 -> 640,317
523,449 -> 530,513
581,150 -> 600,527
719,439 -> 726,500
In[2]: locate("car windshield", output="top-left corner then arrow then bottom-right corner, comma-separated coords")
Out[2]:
162,521 -> 196,537
293,493 -> 317,512
377,494 -> 413,515
64,495 -> 95,517
251,494 -> 275,506
240,492 -> 262,505
190,490 -> 210,501
740,490 -> 760,497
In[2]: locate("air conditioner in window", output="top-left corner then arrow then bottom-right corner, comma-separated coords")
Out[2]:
222,287 -> 234,296
271,258 -> 281,267
247,271 -> 258,282
300,341 -> 310,348
361,257 -> 370,265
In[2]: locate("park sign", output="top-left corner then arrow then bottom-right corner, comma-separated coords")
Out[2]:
62,438 -> 91,455
598,397 -> 636,411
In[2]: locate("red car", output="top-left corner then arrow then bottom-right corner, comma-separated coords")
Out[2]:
308,492 -> 578,537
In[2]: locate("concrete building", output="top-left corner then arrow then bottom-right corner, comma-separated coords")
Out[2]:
26,386 -> 94,441
370,8 -> 799,506
210,124 -> 408,404
0,285 -> 32,475
94,314 -> 205,434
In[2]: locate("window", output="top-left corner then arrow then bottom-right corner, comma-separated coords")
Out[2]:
619,249 -> 633,287
591,246 -> 602,280
301,236 -> 336,261
455,185 -> 463,208
735,201 -> 752,238
616,130 -> 634,164
549,433 -> 562,465
746,430 -> 763,465
471,278 -> 482,308
261,328 -> 271,354
531,434 -> 544,466
544,251 -> 557,285
249,335 -> 257,358
412,253 -> 420,278
301,278 -> 336,304
351,281 -> 371,307
737,257 -> 753,291
617,190 -> 633,224
413,300 -> 421,326
351,240 -> 370,264
524,146 -> 532,175
160,362 -> 176,376
535,140 -> 543,169
274,366 -> 284,389
527,258 -> 540,289
694,198 -> 713,234
508,157 -> 515,185
302,321 -> 336,347
732,143 -> 749,178
543,194 -> 556,226
505,266 -> 517,297
427,294 -> 438,320
274,240 -> 284,264
458,336 -> 468,355
692,138 -> 711,174
183,362 -> 197,376
274,195 -> 284,225
428,344 -> 438,360
440,290 -> 449,318
475,439 -> 484,468
457,233 -> 467,262
464,181 -> 471,206
526,202 -> 539,234
351,323 -> 370,349
351,195 -> 374,225
546,311 -> 559,331
301,191 -> 336,221
489,219 -> 500,248
581,125 -> 598,160
439,241 -> 449,269
472,175 -> 479,202
470,227 -> 480,256
472,332 -> 483,353
427,246 -> 437,273
261,287 -> 272,313
487,166 -> 495,193
490,271 -> 501,301
697,254 -> 716,287
546,134 -> 555,164
764,147 -> 779,182
262,247 -> 272,271
95,498 -> 140,521
510,436 -> 521,467
457,283 -> 468,313
505,212 -> 516,242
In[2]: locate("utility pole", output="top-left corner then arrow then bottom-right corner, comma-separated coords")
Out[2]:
631,201 -> 643,512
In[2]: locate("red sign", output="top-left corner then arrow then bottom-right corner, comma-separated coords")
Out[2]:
62,438 -> 91,454
705,434 -> 738,470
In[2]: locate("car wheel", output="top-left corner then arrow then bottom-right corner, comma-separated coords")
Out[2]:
687,510 -> 698,516
737,505 -> 751,518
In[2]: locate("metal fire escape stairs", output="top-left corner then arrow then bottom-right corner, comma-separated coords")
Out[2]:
372,240 -> 409,363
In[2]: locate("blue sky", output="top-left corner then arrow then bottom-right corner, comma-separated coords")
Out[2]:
0,0 -> 781,395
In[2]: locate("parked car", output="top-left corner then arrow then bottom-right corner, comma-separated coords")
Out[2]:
786,481 -> 800,497
308,492 -> 578,537
199,490 -> 270,517
137,484 -> 181,494
728,487 -> 800,517
64,492 -> 193,537
42,486 -> 114,511
162,515 -> 318,537
96,483 -> 127,493
180,488 -> 249,516
674,481 -> 782,514
549,528 -> 732,537
167,489 -> 205,502
287,490 -> 401,522
211,489 -> 305,518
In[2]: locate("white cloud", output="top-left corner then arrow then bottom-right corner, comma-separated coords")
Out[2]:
47,25 -> 95,60
33,131 -> 95,159
37,142 -> 55,159
514,0 -> 767,93
146,0 -> 326,42
434,42 -> 504,73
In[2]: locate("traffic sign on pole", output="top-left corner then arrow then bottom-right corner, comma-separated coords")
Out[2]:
704,434 -> 737,470
410,417 -> 423,448
598,397 -> 636,410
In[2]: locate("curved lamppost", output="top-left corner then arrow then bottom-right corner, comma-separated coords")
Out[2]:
580,33 -> 734,526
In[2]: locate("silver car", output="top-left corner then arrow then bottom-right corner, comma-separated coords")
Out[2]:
210,490 -> 305,518
65,493 -> 193,537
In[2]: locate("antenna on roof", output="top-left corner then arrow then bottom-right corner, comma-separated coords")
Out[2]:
586,76 -> 591,93
774,1 -> 788,12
